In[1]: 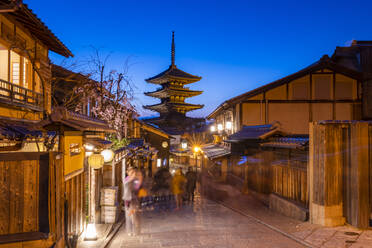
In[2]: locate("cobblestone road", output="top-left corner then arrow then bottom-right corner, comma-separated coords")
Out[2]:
108,195 -> 306,248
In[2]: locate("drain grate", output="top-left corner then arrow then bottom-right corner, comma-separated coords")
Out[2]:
344,232 -> 359,236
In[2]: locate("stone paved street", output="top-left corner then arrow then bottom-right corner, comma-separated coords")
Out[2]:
108,195 -> 305,248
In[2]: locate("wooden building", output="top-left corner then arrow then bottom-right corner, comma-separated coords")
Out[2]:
208,54 -> 363,135
0,1 -> 79,247
205,41 -> 372,226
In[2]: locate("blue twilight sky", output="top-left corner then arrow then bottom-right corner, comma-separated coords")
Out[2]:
29,0 -> 372,117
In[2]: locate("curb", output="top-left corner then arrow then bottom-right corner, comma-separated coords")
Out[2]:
103,217 -> 125,248
215,199 -> 315,248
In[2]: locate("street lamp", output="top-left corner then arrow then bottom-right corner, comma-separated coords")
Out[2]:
193,146 -> 201,168
193,146 -> 200,153
210,125 -> 216,132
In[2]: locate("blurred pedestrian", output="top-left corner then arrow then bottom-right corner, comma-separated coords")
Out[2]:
123,167 -> 142,236
171,168 -> 186,210
185,167 -> 197,203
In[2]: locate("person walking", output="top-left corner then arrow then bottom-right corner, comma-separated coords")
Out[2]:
171,168 -> 186,210
123,167 -> 142,236
185,167 -> 197,203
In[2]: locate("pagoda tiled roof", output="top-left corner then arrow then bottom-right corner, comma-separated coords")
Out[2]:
145,65 -> 201,84
143,102 -> 204,113
144,87 -> 203,98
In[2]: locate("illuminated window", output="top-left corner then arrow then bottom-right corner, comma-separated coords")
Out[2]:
22,58 -> 30,89
12,62 -> 20,85
226,121 -> 232,130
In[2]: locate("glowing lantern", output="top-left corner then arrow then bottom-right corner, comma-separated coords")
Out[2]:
84,144 -> 95,151
88,154 -> 104,169
101,149 -> 114,162
84,223 -> 97,240
210,125 -> 216,132
193,146 -> 201,153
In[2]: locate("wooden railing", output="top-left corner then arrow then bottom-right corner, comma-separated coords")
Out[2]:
0,79 -> 43,111
272,163 -> 308,206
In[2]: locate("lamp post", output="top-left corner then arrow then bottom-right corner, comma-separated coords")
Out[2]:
193,146 -> 201,171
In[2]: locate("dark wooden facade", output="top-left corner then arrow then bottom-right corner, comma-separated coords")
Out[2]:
310,121 -> 372,228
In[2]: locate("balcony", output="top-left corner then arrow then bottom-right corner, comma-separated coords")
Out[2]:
0,79 -> 43,111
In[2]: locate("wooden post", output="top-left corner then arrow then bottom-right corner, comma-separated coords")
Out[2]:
221,158 -> 228,182
89,167 -> 95,223
309,122 -> 345,226
121,158 -> 126,201
348,122 -> 370,228
111,160 -> 115,187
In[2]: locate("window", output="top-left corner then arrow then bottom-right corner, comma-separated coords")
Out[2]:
12,62 -> 20,85
22,58 -> 31,89
0,47 -> 8,81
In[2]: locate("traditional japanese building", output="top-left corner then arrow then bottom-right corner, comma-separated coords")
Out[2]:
143,32 -> 204,134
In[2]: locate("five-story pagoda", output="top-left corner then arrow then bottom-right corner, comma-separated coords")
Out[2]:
143,32 -> 204,133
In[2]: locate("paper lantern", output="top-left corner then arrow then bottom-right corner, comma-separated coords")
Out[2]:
101,149 -> 114,162
88,154 -> 104,169
162,141 -> 168,148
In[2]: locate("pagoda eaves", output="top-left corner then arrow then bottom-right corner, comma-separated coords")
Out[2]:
145,65 -> 201,85
143,31 -> 203,118
144,87 -> 203,98
143,102 -> 204,113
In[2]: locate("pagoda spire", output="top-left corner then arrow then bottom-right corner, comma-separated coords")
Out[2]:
171,31 -> 175,67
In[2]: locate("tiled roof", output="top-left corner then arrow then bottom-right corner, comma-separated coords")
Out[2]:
41,107 -> 115,133
1,1 -> 72,57
144,87 -> 203,98
261,136 -> 309,149
143,102 -> 204,113
145,65 -> 201,84
0,117 -> 54,140
227,124 -> 281,142
84,137 -> 112,149
202,143 -> 231,159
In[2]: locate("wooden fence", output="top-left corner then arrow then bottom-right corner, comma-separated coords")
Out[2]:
0,152 -> 88,248
0,159 -> 40,235
272,163 -> 308,206
0,153 -> 51,247
65,172 -> 85,240
223,149 -> 308,206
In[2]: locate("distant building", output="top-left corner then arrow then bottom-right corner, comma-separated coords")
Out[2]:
143,32 -> 205,135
